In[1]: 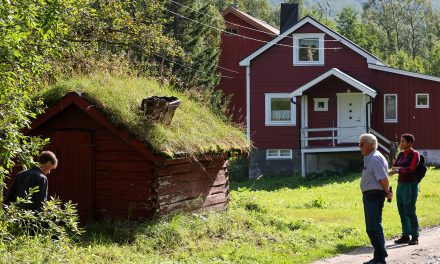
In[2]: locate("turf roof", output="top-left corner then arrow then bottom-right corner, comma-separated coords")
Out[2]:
40,74 -> 248,158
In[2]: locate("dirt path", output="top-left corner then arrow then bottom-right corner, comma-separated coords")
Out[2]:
312,227 -> 440,264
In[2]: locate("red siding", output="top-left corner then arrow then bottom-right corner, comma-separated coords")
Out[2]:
249,23 -> 374,149
218,13 -> 275,123
370,70 -> 440,149
32,105 -> 154,220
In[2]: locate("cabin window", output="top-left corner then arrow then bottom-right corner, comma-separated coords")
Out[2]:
293,33 -> 325,66
313,98 -> 329,111
415,94 -> 429,108
266,149 -> 293,159
384,94 -> 398,123
225,28 -> 238,36
265,93 -> 296,126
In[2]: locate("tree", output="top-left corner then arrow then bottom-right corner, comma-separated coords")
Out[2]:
335,7 -> 381,57
363,0 -> 437,60
164,1 -> 222,90
0,0 -> 84,200
386,50 -> 426,73
214,0 -> 275,27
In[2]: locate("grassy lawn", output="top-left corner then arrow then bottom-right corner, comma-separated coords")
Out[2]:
2,169 -> 440,263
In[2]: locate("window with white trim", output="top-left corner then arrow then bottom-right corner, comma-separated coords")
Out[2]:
416,94 -> 429,108
225,28 -> 238,36
265,93 -> 296,126
266,149 -> 292,159
293,33 -> 325,66
384,94 -> 397,122
313,98 -> 329,111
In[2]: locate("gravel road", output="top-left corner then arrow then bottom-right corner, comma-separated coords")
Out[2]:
312,227 -> 440,264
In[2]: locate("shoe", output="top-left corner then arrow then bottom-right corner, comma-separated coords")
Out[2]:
373,260 -> 386,264
394,235 -> 410,244
408,237 -> 419,245
363,259 -> 375,264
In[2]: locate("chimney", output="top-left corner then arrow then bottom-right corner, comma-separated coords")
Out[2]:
280,3 -> 300,34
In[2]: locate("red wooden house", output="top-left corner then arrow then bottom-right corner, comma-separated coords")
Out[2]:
219,4 -> 440,178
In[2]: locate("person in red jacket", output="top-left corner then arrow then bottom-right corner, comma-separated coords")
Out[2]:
389,133 -> 420,245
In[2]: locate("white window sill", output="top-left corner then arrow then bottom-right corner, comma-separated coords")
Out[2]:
266,157 -> 293,160
415,106 -> 429,109
293,62 -> 324,66
384,120 -> 398,123
265,122 -> 296,126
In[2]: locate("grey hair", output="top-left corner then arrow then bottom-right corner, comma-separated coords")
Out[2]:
359,133 -> 378,150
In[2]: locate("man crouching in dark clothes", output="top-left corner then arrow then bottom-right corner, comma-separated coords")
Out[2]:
5,151 -> 58,211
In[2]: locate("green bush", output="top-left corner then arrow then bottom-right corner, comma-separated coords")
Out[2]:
1,187 -> 82,242
228,156 -> 249,182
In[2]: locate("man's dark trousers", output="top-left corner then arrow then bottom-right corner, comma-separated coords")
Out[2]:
363,191 -> 388,261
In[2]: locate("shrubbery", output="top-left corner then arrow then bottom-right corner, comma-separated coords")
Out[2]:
1,187 -> 82,243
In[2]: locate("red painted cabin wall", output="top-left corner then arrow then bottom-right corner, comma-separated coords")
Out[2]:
218,13 -> 276,123
31,105 -> 154,221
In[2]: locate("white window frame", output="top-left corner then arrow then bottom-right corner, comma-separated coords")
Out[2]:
266,149 -> 293,160
384,94 -> 398,123
293,33 -> 325,66
265,93 -> 296,126
313,98 -> 329,111
415,93 -> 429,108
225,27 -> 238,36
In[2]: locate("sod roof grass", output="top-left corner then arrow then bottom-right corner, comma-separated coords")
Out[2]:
40,74 -> 248,158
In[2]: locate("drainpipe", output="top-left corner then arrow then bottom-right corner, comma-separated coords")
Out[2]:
365,100 -> 373,133
290,97 -> 301,154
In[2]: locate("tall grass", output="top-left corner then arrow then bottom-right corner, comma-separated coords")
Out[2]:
40,74 -> 248,157
2,169 -> 440,263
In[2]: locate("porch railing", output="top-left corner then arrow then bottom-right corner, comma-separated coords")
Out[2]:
301,126 -> 393,154
301,126 -> 365,147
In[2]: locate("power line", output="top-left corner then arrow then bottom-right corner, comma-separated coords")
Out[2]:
163,8 -> 343,50
152,52 -> 235,79
168,1 -> 340,42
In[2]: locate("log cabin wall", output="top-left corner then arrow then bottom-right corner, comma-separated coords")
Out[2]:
154,156 -> 229,216
31,105 -> 155,221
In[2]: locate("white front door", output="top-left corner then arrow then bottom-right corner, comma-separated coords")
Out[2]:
337,93 -> 366,143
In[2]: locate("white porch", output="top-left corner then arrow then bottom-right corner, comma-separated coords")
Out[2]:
288,68 -> 393,177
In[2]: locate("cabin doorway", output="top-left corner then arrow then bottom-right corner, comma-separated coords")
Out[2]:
337,93 -> 366,143
50,130 -> 95,222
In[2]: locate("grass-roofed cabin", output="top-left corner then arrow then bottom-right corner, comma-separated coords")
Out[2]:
25,75 -> 248,222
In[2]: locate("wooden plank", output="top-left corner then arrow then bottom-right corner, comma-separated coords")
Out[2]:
157,184 -> 228,205
96,199 -> 153,211
96,160 -> 152,172
96,189 -> 151,201
96,171 -> 152,181
158,168 -> 226,184
95,151 -> 148,162
157,159 -> 227,176
158,193 -> 229,215
96,179 -> 150,191
163,155 -> 227,166
157,173 -> 228,195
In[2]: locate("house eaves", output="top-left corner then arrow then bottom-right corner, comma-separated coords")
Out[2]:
289,68 -> 377,98
222,7 -> 280,35
239,16 -> 385,66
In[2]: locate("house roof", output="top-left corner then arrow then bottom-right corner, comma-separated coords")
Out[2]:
222,7 -> 280,35
36,75 -> 249,158
289,68 -> 377,98
368,64 -> 440,83
239,16 -> 384,66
